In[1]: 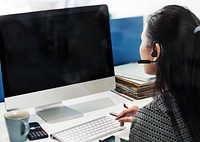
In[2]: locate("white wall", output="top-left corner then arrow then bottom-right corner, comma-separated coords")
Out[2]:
89,0 -> 200,19
0,0 -> 199,20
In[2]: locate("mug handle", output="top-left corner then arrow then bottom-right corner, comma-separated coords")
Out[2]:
22,120 -> 30,136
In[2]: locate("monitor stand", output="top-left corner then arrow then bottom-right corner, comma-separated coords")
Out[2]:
35,103 -> 83,124
35,97 -> 115,123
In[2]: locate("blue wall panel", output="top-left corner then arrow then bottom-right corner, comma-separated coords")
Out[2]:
110,16 -> 143,66
0,68 -> 4,102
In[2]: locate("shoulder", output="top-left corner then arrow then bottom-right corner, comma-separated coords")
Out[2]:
136,93 -> 172,123
129,94 -> 177,142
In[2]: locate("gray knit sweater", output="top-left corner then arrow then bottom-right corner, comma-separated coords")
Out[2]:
129,92 -> 192,142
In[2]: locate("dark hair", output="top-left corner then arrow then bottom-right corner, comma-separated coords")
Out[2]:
146,5 -> 200,141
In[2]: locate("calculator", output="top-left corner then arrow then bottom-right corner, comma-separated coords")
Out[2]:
28,122 -> 49,140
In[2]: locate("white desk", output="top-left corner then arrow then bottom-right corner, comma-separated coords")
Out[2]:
0,91 -> 152,142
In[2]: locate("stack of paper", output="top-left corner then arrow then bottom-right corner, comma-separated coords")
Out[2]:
113,63 -> 156,99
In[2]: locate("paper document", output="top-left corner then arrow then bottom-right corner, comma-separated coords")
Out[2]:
114,63 -> 155,82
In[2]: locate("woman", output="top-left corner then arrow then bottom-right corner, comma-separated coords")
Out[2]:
116,5 -> 200,142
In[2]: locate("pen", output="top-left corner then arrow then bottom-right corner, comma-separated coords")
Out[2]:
123,103 -> 129,109
109,112 -> 118,117
110,103 -> 129,117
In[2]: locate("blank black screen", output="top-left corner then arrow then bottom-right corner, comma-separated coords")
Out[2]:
0,5 -> 114,97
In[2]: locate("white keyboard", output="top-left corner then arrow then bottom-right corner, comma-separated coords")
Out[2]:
50,116 -> 126,142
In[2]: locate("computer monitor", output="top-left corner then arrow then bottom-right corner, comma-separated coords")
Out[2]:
0,5 -> 115,123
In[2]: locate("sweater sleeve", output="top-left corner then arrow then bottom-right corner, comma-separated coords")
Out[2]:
129,100 -> 177,142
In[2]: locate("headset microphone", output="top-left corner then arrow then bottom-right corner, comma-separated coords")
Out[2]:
137,60 -> 157,64
138,41 -> 163,64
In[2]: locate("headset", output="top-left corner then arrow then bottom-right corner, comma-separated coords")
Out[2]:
138,41 -> 162,64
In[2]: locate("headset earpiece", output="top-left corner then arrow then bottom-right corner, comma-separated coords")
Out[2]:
151,41 -> 158,57
138,40 -> 163,64
151,50 -> 157,57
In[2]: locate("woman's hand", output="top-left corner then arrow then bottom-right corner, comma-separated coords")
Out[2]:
115,106 -> 139,127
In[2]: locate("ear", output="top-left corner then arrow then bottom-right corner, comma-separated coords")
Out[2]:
152,42 -> 161,61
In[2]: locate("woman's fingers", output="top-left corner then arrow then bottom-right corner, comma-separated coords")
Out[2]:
115,105 -> 139,127
118,116 -> 134,126
116,106 -> 139,120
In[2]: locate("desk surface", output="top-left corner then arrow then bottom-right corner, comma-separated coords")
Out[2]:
0,91 -> 152,142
